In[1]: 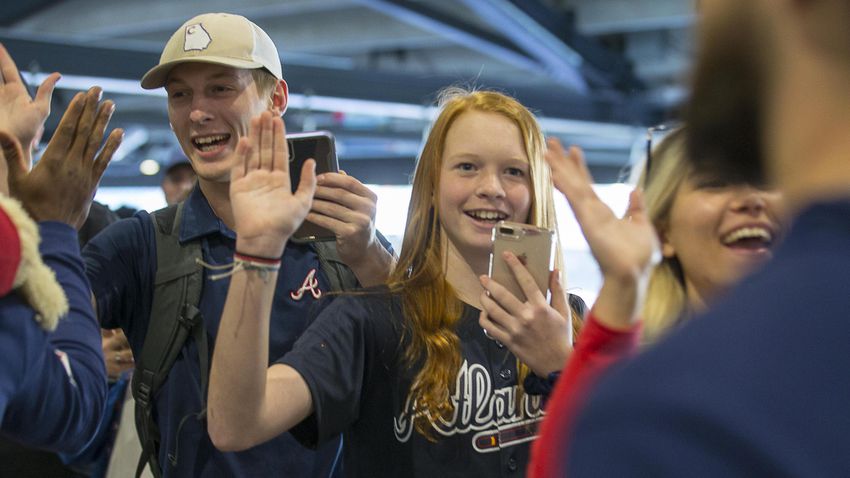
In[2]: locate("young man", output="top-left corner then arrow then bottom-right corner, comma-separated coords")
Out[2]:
563,1 -> 850,475
83,13 -> 393,477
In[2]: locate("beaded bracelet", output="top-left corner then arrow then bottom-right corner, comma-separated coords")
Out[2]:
196,252 -> 281,282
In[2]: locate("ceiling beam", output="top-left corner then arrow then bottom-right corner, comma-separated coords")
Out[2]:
0,30 -> 648,124
350,0 -> 543,77
461,0 -> 643,93
565,0 -> 695,35
0,0 -> 64,27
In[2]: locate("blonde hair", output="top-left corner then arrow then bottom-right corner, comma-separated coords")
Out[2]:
250,69 -> 280,108
636,127 -> 693,342
387,88 -> 573,437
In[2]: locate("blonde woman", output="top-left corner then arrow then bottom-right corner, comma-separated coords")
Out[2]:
639,127 -> 782,341
530,128 -> 783,476
207,89 -> 579,476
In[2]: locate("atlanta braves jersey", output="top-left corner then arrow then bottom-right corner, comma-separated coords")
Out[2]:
282,289 -> 545,477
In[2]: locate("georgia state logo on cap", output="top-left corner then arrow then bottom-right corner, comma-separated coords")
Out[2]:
184,23 -> 211,52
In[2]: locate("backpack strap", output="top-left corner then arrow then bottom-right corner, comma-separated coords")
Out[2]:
132,203 -> 204,478
309,240 -> 360,292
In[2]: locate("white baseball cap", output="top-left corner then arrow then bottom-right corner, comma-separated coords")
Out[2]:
141,12 -> 283,89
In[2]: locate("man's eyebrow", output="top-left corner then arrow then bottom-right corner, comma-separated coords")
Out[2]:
207,72 -> 242,82
165,72 -> 243,87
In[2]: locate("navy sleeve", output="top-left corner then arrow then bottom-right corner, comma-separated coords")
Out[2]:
567,392 -> 770,478
82,212 -> 155,351
280,294 -> 398,447
0,222 -> 107,453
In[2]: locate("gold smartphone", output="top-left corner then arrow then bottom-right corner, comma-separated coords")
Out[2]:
488,221 -> 556,302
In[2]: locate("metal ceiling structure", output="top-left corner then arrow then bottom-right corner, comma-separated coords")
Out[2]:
0,0 -> 695,185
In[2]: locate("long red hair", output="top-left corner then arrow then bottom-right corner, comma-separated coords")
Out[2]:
386,88 -> 574,437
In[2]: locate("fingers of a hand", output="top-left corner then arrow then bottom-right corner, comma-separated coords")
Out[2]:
304,211 -> 344,236
232,137 -> 251,181
309,196 -> 374,228
246,116 -> 261,171
34,72 -> 61,112
316,173 -> 377,201
0,44 -> 21,86
478,309 -> 511,345
272,116 -> 287,172
479,274 -> 525,316
624,188 -> 650,222
84,100 -> 115,161
503,251 -> 547,305
259,112 -> 273,170
113,350 -> 134,364
294,159 -> 317,206
104,334 -> 128,352
545,139 -> 590,201
313,185 -> 377,218
70,87 -> 103,156
480,291 -> 520,333
92,128 -> 123,181
548,270 -> 570,318
47,92 -> 85,154
0,131 -> 27,180
544,138 -> 569,186
567,145 -> 593,184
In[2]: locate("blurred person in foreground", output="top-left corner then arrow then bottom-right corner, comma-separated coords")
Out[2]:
544,1 -> 850,476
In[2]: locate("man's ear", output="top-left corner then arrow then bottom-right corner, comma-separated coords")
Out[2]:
270,79 -> 289,117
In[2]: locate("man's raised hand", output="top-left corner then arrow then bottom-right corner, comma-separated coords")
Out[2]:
230,111 -> 316,259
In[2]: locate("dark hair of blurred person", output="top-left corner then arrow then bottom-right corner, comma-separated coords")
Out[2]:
562,2 -> 850,476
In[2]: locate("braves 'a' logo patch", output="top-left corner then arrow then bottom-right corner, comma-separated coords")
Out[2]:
184,23 -> 211,51
291,268 -> 322,300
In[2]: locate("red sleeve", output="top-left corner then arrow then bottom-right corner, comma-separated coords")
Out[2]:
528,310 -> 641,477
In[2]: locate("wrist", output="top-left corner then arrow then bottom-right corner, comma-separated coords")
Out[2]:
344,240 -> 393,287
234,251 -> 281,263
235,236 -> 287,260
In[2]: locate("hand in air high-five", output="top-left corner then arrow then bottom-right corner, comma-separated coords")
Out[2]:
3,86 -> 122,228
229,111 -> 316,259
0,43 -> 61,158
545,138 -> 659,329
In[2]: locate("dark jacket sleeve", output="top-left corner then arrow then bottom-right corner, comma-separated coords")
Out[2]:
0,222 -> 107,453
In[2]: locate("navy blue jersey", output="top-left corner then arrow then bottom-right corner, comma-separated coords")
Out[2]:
568,199 -> 850,477
83,187 -> 345,477
282,290 -> 544,477
1,222 -> 106,452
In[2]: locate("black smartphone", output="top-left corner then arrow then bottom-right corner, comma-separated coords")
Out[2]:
287,131 -> 339,241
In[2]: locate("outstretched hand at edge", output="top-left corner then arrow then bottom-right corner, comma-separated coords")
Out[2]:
0,43 -> 61,163
2,87 -> 122,228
